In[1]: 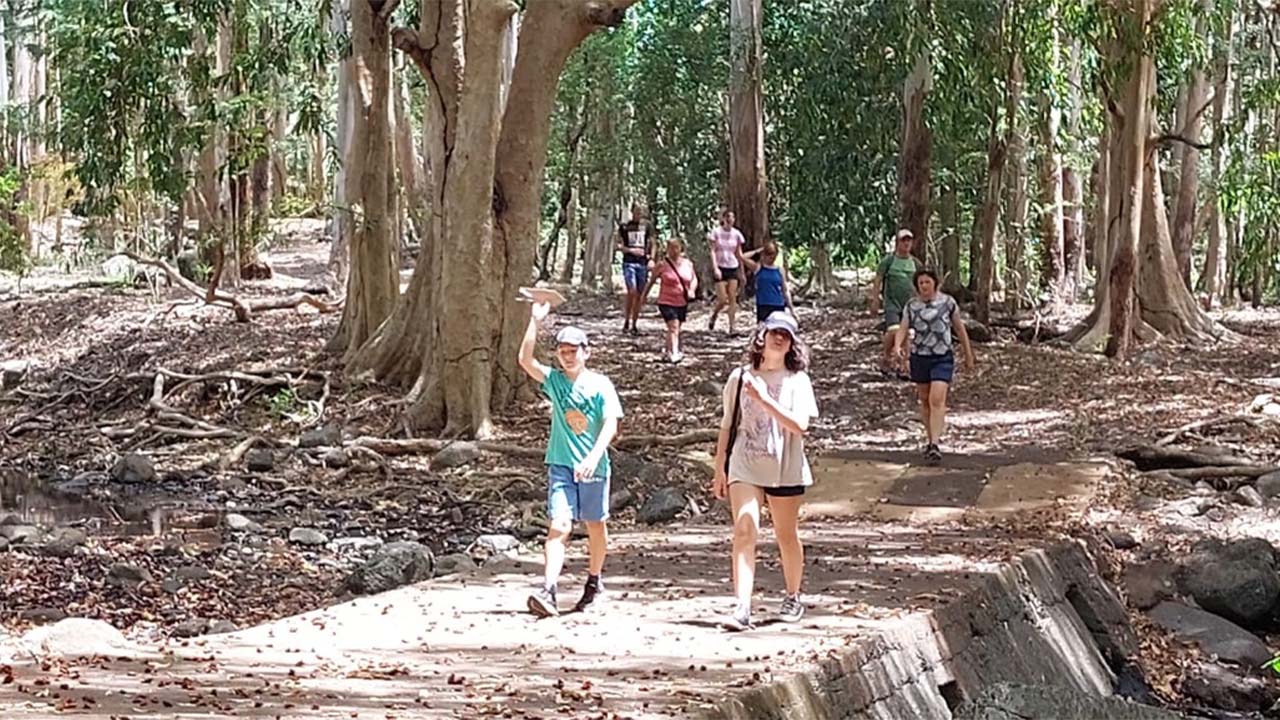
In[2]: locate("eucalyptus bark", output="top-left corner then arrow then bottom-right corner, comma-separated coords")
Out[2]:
1171,8 -> 1211,290
1201,7 -> 1236,306
1004,54 -> 1027,313
1038,25 -> 1066,306
329,0 -> 400,358
728,0 -> 768,251
940,183 -> 961,293
898,50 -> 932,264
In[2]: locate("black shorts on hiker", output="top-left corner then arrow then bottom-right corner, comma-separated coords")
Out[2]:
658,303 -> 687,323
764,485 -> 805,498
909,352 -> 955,384
756,304 -> 786,323
717,266 -> 740,282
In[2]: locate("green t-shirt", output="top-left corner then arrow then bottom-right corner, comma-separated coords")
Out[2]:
541,369 -> 624,480
877,254 -> 918,311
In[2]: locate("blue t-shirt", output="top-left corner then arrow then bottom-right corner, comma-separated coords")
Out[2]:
756,265 -> 785,307
541,369 -> 624,480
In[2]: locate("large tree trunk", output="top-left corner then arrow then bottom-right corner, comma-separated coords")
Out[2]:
940,183 -> 961,293
328,0 -> 354,290
1038,13 -> 1066,306
974,121 -> 1007,325
1102,20 -> 1154,360
393,62 -> 428,247
558,183 -> 580,284
1201,6 -> 1236,307
898,51 -> 932,264
1062,40 -> 1086,302
1171,8 -> 1211,290
1004,54 -> 1027,313
328,0 -> 400,358
728,0 -> 768,252
348,0 -> 636,437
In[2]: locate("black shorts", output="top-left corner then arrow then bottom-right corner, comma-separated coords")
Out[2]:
756,304 -> 786,322
717,266 -> 740,282
764,485 -> 805,497
657,304 -> 687,323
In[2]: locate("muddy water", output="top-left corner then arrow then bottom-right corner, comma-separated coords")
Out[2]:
0,472 -> 196,536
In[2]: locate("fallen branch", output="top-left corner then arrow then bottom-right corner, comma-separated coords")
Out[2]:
349,436 -> 544,459
1166,465 -> 1277,481
1156,415 -> 1266,447
122,252 -> 340,322
1118,443 -> 1255,471
615,429 -> 719,450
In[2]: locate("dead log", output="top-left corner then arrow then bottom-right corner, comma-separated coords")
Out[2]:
1165,465 -> 1277,481
1117,444 -> 1254,471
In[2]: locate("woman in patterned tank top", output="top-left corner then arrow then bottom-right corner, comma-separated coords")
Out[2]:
893,269 -> 975,463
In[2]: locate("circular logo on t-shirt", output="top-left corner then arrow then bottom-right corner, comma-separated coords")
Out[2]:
564,409 -> 589,434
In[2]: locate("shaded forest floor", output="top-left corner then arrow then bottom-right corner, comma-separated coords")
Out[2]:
2,226 -> 1280,714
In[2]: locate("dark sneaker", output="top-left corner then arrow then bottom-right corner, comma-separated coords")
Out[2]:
925,444 -> 943,463
722,604 -> 753,632
573,581 -> 606,613
778,594 -> 805,623
527,586 -> 558,618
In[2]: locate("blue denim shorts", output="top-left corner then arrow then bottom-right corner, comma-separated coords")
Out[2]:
909,352 -> 955,384
547,464 -> 610,522
622,263 -> 649,291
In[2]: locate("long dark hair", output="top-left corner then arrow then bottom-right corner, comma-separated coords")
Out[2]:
746,326 -> 810,372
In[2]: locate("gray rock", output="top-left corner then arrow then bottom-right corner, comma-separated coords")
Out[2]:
172,619 -> 208,638
1235,486 -> 1266,508
322,448 -> 351,469
432,442 -> 480,470
41,528 -> 88,558
174,565 -> 212,582
613,451 -> 665,487
1256,471 -> 1280,500
637,486 -> 686,525
0,525 -> 41,544
1123,560 -> 1177,610
110,453 -> 156,483
693,379 -> 722,396
331,536 -> 382,552
1182,660 -> 1280,713
470,534 -> 520,558
245,449 -> 274,472
434,552 -> 478,576
298,425 -> 342,449
0,513 -> 21,526
1107,530 -> 1139,550
107,563 -> 153,588
610,488 -> 636,513
161,578 -> 183,594
288,527 -> 329,546
224,513 -> 264,533
0,537 -> 8,552
1178,537 -> 1280,628
18,608 -> 67,624
1148,601 -> 1272,667
1,360 -> 28,390
954,682 -> 1181,720
207,620 -> 237,635
963,320 -> 995,344
344,541 -> 434,595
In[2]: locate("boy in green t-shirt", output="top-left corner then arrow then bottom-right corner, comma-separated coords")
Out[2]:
517,301 -> 623,617
868,229 -> 919,377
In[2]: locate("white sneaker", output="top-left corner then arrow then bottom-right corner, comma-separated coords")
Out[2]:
670,351 -> 684,363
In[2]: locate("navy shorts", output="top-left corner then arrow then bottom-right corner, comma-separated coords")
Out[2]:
756,304 -> 786,323
622,262 -> 649,291
658,304 -> 688,323
909,352 -> 955,384
547,464 -> 610,522
717,266 -> 740,282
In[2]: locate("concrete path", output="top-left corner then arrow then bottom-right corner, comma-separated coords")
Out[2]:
0,452 -> 1107,719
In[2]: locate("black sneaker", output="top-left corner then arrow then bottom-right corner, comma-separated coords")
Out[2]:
573,581 -> 606,613
722,604 -> 753,632
778,594 -> 805,623
925,444 -> 943,463
527,586 -> 558,618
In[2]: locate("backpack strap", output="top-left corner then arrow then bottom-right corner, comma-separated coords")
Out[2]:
723,367 -> 747,476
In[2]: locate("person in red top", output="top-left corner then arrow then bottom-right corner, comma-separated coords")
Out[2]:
643,237 -> 699,363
